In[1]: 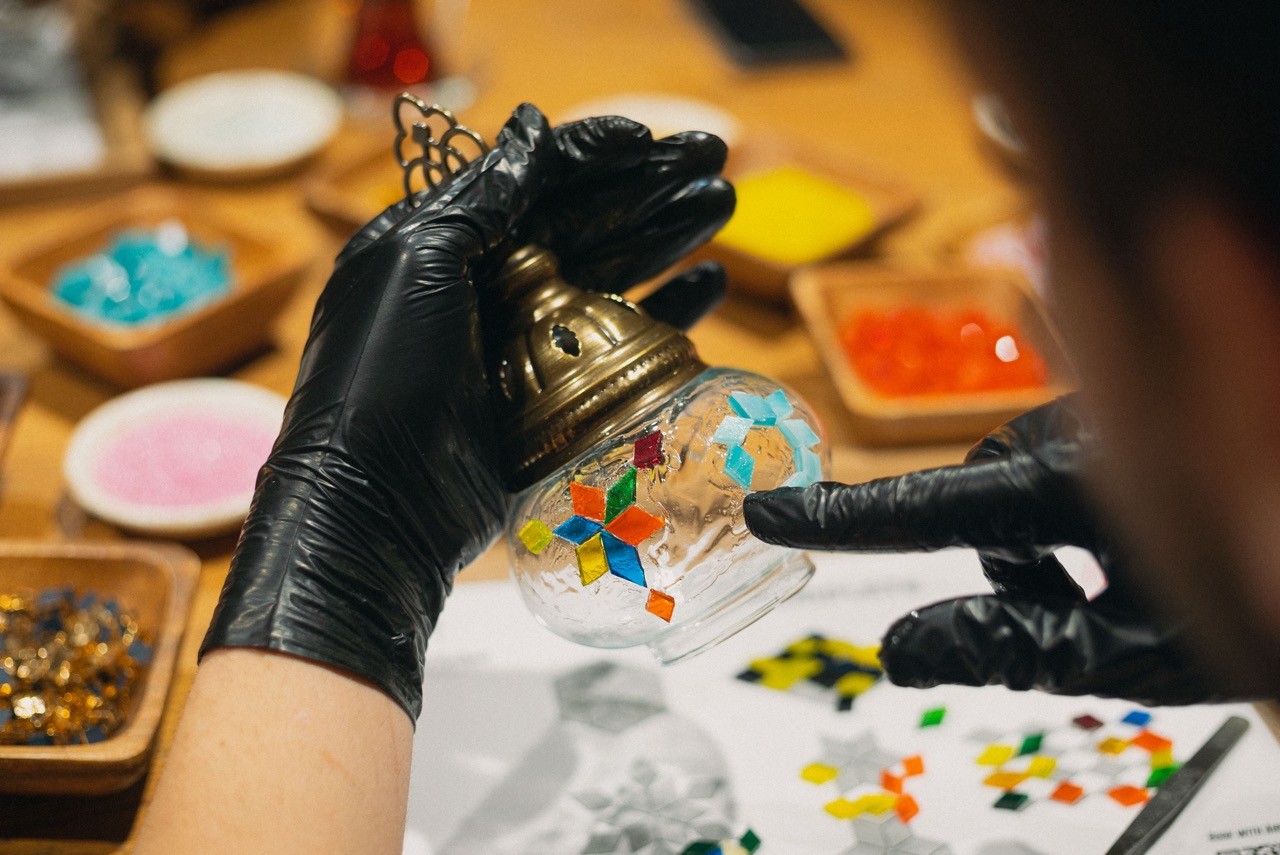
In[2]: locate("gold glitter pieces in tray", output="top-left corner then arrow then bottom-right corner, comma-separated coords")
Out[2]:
0,587 -> 152,746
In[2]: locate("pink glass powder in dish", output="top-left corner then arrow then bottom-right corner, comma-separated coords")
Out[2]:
92,413 -> 277,506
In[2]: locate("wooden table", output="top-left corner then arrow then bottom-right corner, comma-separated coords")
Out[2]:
0,0 -> 1022,849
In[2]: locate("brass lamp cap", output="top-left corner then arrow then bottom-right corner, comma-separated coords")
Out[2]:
490,247 -> 705,491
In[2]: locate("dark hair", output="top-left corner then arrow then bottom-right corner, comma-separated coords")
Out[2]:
946,3 -> 1280,278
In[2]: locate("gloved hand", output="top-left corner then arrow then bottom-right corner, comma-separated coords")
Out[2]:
744,397 -> 1235,706
202,104 -> 735,720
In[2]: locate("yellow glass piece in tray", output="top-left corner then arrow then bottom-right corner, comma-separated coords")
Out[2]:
715,166 -> 876,266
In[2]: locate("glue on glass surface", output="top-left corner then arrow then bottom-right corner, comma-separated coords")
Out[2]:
508,368 -> 829,663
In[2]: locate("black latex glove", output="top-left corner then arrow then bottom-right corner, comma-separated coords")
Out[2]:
201,104 -> 734,720
744,397 -> 1233,706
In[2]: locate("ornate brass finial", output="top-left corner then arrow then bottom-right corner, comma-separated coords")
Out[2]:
392,93 -> 490,204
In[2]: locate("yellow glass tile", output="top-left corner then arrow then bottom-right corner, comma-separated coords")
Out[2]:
786,637 -> 822,656
801,763 -> 839,784
1098,737 -> 1130,755
752,657 -> 823,690
518,520 -> 553,554
1027,756 -> 1057,778
984,771 -> 1028,790
976,745 -> 1016,766
1151,748 -> 1175,769
855,794 -> 899,815
824,798 -> 862,820
715,166 -> 877,266
835,671 -> 878,697
576,534 -> 609,585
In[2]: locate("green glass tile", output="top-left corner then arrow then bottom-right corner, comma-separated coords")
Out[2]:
1147,764 -> 1180,788
994,791 -> 1030,811
919,706 -> 946,728
680,843 -> 717,855
606,467 -> 637,521
1019,732 -> 1045,756
740,829 -> 761,853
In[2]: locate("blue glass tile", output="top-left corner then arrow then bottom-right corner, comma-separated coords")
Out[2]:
1122,709 -> 1152,727
711,415 -> 753,447
128,639 -> 154,666
779,418 -> 820,450
765,389 -> 793,419
602,532 -> 646,586
554,515 -> 604,545
728,392 -> 776,426
724,445 -> 756,489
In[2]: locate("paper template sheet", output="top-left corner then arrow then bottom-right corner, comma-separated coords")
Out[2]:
405,548 -> 1280,855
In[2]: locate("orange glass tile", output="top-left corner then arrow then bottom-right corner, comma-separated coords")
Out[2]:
1130,730 -> 1174,754
570,481 -> 606,522
1050,781 -> 1085,805
606,504 -> 665,546
646,589 -> 675,622
894,794 -> 919,824
1108,785 -> 1151,807
881,770 -> 904,794
984,771 -> 1028,791
902,755 -> 925,777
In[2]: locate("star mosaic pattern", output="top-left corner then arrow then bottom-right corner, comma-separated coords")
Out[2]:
800,732 -> 952,855
520,432 -> 676,622
736,634 -> 884,712
968,708 -> 1181,811
711,390 -> 821,490
574,758 -> 733,855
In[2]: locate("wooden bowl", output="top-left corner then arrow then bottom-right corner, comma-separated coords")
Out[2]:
791,264 -> 1074,445
0,186 -> 309,388
0,540 -> 199,795
697,137 -> 920,303
306,140 -> 405,236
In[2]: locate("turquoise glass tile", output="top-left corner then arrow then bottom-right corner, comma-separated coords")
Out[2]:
728,392 -> 776,425
711,415 -> 753,446
724,445 -> 755,489
779,418 -> 820,450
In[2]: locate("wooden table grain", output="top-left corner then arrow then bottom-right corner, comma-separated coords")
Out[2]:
0,0 -> 1029,849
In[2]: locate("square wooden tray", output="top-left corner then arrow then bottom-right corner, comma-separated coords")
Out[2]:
0,186 -> 309,388
698,137 -> 920,303
792,263 -> 1074,445
0,540 -> 199,795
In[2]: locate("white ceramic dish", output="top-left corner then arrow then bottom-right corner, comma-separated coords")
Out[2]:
144,70 -> 343,179
64,379 -> 285,538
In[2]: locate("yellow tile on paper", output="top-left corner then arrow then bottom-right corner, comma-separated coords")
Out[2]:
1028,756 -> 1057,778
801,763 -> 839,784
977,745 -> 1016,766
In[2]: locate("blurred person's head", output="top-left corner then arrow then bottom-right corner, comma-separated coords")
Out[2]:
943,2 -> 1280,696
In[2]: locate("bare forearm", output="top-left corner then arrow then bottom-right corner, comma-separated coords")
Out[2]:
135,649 -> 413,855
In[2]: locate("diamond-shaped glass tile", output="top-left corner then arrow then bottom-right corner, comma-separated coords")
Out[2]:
724,445 -> 755,489
556,515 -> 604,545
919,707 -> 946,728
1073,714 -> 1105,731
779,417 -> 819,450
1108,785 -> 1150,807
1130,730 -> 1173,753
607,504 -> 665,546
603,531 -> 646,586
518,519 -> 553,554
1146,765 -> 1178,788
993,792 -> 1030,811
977,745 -> 1015,766
765,389 -> 793,419
572,481 -> 607,521
729,392 -> 776,425
1122,710 -> 1152,727
711,415 -> 753,446
646,589 -> 675,622
1019,733 -> 1044,756
578,533 -> 610,585
634,431 -> 665,468
1050,781 -> 1085,804
606,467 -> 638,522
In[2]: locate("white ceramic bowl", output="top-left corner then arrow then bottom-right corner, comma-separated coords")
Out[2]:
145,70 -> 343,178
64,379 -> 285,538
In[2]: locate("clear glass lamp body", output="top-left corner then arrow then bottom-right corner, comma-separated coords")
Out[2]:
507,367 -> 829,664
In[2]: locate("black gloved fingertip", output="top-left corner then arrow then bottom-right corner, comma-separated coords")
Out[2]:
742,487 -> 805,544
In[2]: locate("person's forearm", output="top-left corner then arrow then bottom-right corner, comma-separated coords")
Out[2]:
135,649 -> 413,855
